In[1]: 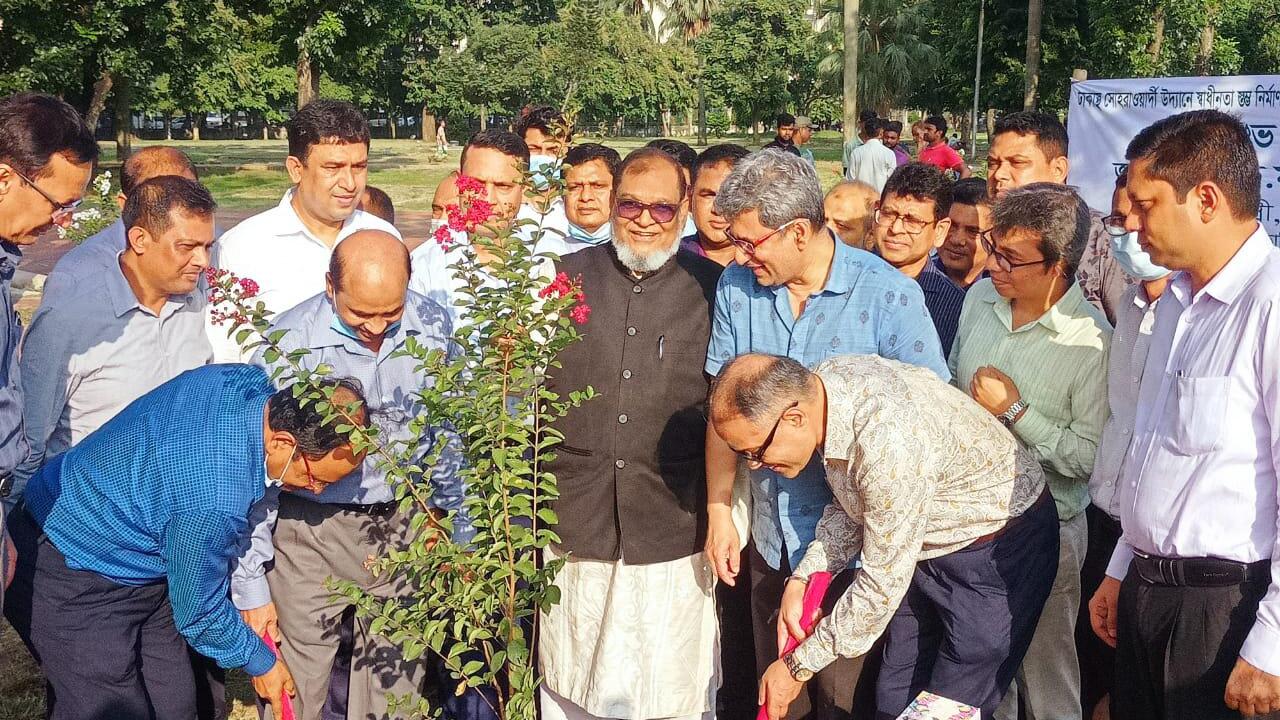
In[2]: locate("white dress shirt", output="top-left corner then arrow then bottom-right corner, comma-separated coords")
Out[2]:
207,189 -> 401,361
1088,283 -> 1161,518
1106,225 -> 1280,675
847,138 -> 898,192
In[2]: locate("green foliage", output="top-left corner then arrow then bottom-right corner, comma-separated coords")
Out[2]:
816,0 -> 939,115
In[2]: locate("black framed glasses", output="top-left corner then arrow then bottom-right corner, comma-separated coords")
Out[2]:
979,231 -> 1047,273
873,209 -> 931,236
615,200 -> 679,224
1100,214 -> 1129,238
725,218 -> 801,256
11,167 -> 81,226
736,401 -> 799,464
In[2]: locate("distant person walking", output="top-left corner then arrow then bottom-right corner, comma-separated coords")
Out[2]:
436,119 -> 448,154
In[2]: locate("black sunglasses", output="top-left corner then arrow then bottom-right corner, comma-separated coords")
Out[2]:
737,401 -> 799,464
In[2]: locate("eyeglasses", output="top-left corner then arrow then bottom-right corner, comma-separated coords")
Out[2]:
874,209 -> 932,236
615,199 -> 680,224
979,231 -> 1049,273
1100,214 -> 1130,238
725,218 -> 801,256
736,401 -> 799,464
298,452 -> 325,492
11,167 -> 81,226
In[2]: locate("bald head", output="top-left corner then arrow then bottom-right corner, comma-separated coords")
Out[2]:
824,181 -> 879,250
708,353 -> 824,477
326,230 -> 411,350
432,170 -> 460,220
122,147 -> 198,195
709,354 -> 817,426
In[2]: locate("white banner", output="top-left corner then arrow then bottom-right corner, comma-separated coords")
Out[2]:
1066,75 -> 1280,246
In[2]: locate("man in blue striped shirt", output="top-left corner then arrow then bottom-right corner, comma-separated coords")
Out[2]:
3,364 -> 368,720
872,163 -> 967,355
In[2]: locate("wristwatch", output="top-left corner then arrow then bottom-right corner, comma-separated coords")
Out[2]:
998,399 -> 1028,428
783,651 -> 814,682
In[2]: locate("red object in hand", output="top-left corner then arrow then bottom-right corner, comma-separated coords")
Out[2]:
757,571 -> 834,720
261,631 -> 296,720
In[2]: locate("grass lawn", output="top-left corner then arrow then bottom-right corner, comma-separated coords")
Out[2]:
96,132 -> 874,216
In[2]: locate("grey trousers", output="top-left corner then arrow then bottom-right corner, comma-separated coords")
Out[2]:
266,494 -> 426,720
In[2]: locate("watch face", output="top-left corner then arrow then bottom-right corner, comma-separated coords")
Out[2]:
796,668 -> 814,682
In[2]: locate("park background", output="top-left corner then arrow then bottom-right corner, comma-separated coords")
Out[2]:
3,0 -> 1280,718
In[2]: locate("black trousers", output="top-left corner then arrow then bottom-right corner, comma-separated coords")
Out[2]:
1075,504 -> 1121,716
875,491 -> 1059,720
750,544 -> 863,720
4,507 -> 198,720
719,546 -> 760,720
1113,564 -> 1280,720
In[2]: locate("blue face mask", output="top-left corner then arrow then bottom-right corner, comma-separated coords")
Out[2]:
568,221 -> 612,246
529,153 -> 561,190
330,314 -> 401,343
1110,231 -> 1170,281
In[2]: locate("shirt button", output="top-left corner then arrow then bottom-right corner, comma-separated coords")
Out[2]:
622,369 -> 633,379
616,459 -> 626,469
633,285 -> 642,294
627,326 -> 637,336
618,413 -> 629,424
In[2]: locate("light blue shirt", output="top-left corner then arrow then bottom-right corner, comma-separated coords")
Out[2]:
232,290 -> 466,609
705,235 -> 949,570
41,219 -> 127,303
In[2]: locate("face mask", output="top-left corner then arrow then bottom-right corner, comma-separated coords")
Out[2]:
1110,231 -> 1169,281
682,214 -> 697,239
264,450 -> 295,488
568,221 -> 612,246
529,154 -> 560,189
330,313 -> 401,343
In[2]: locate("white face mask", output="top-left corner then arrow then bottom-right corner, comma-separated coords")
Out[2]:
682,214 -> 697,239
264,449 -> 296,488
528,154 -> 560,190
568,221 -> 612,246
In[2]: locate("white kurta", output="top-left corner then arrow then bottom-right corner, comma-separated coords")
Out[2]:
539,546 -> 721,720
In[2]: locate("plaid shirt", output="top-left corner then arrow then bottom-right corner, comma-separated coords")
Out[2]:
23,364 -> 279,676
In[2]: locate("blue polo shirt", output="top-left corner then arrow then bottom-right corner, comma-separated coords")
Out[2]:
706,235 -> 949,570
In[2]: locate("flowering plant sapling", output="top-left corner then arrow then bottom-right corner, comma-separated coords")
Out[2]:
207,141 -> 591,719
58,171 -> 118,244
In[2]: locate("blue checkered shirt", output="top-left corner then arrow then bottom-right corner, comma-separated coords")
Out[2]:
22,364 -> 279,677
705,235 -> 950,570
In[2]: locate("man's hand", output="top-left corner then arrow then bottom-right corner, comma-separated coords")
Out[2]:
1088,577 -> 1121,648
252,658 -> 296,718
241,601 -> 281,644
776,578 -> 814,652
970,365 -> 1020,416
4,528 -> 15,589
759,658 -> 805,720
705,506 -> 741,586
1225,658 -> 1280,717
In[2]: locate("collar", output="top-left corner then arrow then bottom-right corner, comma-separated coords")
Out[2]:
1175,224 -> 1271,307
818,231 -> 858,294
303,293 -> 420,353
915,255 -> 950,289
0,241 -> 21,282
273,188 -> 361,248
106,252 -> 192,319
865,138 -> 885,148
981,280 -> 1088,334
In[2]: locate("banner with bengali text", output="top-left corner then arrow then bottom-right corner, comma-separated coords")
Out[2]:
1067,75 -> 1280,246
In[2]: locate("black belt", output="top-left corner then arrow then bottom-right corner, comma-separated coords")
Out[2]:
281,493 -> 398,516
1131,551 -> 1270,587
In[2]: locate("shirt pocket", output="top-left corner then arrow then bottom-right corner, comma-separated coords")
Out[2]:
1161,374 -> 1230,456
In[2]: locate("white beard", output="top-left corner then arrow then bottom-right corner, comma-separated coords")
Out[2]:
612,233 -> 681,274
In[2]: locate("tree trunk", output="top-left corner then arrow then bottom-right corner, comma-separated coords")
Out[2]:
113,76 -> 133,161
661,108 -> 672,137
697,79 -> 707,146
188,112 -> 201,141
1196,9 -> 1216,75
479,104 -> 488,131
389,111 -> 398,139
422,108 -> 436,144
296,45 -> 319,108
164,112 -> 173,141
986,108 -> 996,141
85,70 -> 114,132
1023,0 -> 1044,110
1146,4 -> 1166,71
842,0 -> 861,145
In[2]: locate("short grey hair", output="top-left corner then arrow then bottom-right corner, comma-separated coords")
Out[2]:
708,354 -> 814,426
713,149 -> 826,228
992,183 -> 1091,277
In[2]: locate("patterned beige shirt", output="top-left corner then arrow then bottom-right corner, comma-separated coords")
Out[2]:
791,355 -> 1046,673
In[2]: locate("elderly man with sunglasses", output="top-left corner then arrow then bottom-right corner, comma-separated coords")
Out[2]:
949,182 -> 1111,720
703,149 -> 948,720
537,147 -> 725,720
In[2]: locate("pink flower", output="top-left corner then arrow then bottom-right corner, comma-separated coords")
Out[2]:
434,224 -> 454,248
238,278 -> 259,297
569,303 -> 591,325
454,174 -> 485,195
539,272 -> 573,299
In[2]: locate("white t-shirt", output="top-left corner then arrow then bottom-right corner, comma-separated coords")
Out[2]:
848,138 -> 899,192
